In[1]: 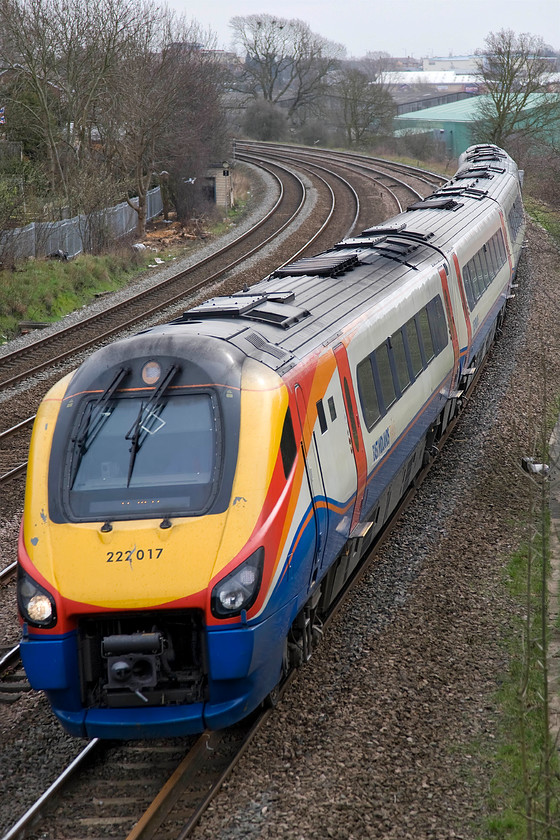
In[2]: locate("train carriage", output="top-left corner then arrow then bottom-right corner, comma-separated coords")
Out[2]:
17,145 -> 525,738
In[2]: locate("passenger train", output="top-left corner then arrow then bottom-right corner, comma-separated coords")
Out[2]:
17,145 -> 525,738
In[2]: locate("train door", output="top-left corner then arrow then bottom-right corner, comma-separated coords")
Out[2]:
307,371 -> 359,566
438,265 -> 460,388
333,343 -> 368,532
450,253 -> 472,379
295,384 -> 328,586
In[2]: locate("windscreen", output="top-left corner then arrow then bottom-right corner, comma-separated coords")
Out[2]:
67,393 -> 219,519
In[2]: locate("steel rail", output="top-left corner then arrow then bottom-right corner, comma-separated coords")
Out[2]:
0,464 -> 26,484
236,141 -> 448,208
236,141 -> 447,189
240,149 -> 361,247
0,562 -> 17,583
0,645 -> 19,673
241,145 -> 412,215
238,151 -> 358,269
0,418 -> 34,486
1,739 -> 101,840
0,417 -> 35,441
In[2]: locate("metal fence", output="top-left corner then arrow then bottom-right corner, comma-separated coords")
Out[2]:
0,187 -> 162,262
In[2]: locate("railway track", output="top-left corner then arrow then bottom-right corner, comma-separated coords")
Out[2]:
236,141 -> 447,212
2,717 -> 267,840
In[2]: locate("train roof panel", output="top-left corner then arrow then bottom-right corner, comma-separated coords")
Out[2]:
168,145 -> 522,372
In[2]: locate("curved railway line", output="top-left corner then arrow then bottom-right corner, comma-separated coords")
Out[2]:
236,141 -> 446,212
1,146 -> 449,840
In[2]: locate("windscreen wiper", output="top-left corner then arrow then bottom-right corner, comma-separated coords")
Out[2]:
124,364 -> 180,487
71,367 -> 130,484
73,367 -> 130,451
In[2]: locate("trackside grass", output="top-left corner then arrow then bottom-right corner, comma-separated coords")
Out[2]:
482,519 -> 560,837
0,252 -> 150,343
525,196 -> 560,247
0,199 -> 251,344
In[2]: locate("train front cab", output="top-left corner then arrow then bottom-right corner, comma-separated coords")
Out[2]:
17,335 -> 322,739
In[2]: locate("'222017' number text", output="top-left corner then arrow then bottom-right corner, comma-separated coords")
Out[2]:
106,548 -> 164,563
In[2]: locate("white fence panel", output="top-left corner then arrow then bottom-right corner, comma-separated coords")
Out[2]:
0,188 -> 162,261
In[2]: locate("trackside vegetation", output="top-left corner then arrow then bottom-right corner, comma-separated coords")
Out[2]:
0,252 -> 147,342
484,529 -> 560,838
482,338 -> 560,838
0,198 -> 250,343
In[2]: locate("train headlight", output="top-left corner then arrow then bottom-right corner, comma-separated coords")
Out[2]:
17,568 -> 57,628
211,548 -> 264,618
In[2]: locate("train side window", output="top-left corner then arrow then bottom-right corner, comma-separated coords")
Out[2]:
481,248 -> 494,288
417,308 -> 434,364
462,263 -> 476,310
357,358 -> 381,430
488,234 -> 500,280
496,230 -> 507,266
405,317 -> 423,376
481,247 -> 491,287
426,296 -> 448,355
480,250 -> 490,289
493,232 -> 505,268
374,343 -> 396,410
470,253 -> 481,293
472,253 -> 485,296
280,408 -> 297,479
316,399 -> 328,434
508,196 -> 524,239
495,232 -> 505,269
392,328 -> 411,393
488,234 -> 497,270
328,396 -> 337,422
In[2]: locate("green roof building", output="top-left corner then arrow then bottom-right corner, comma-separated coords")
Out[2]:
394,93 -> 560,157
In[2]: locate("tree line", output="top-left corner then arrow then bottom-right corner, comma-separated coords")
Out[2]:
0,0 -> 227,239
0,1 -> 559,245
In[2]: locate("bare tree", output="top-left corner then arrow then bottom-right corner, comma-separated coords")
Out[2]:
0,0 -> 228,236
158,41 -> 227,223
0,0 -> 142,204
474,29 -> 560,147
229,14 -> 344,122
334,64 -> 395,146
99,18 -> 224,235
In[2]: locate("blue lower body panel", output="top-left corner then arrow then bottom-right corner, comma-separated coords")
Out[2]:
20,603 -> 293,739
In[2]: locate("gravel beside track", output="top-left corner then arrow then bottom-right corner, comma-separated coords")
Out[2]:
0,177 -> 558,837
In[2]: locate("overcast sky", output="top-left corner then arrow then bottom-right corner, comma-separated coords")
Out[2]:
166,0 -> 560,58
